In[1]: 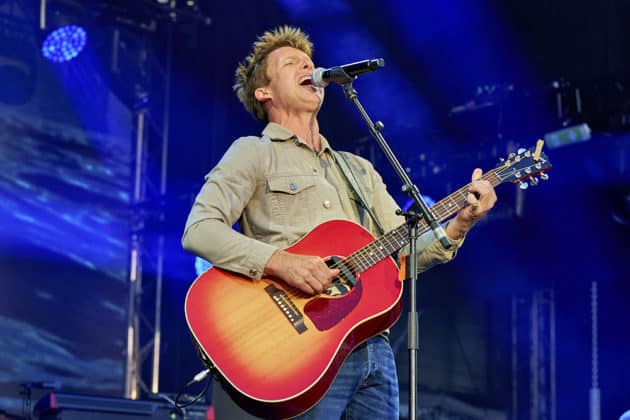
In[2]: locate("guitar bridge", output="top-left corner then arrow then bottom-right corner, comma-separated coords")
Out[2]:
264,284 -> 307,334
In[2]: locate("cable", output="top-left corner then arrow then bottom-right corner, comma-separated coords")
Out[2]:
155,393 -> 186,418
174,369 -> 212,410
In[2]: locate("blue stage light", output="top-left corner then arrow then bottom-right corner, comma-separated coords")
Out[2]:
41,25 -> 87,63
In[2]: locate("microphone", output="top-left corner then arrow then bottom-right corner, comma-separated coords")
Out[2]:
311,58 -> 385,87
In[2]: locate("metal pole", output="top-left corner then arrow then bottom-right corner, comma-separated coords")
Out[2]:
589,281 -> 600,420
550,289 -> 556,420
39,0 -> 46,30
530,293 -> 539,420
408,225 -> 419,420
512,296 -> 518,420
151,19 -> 173,395
125,108 -> 147,399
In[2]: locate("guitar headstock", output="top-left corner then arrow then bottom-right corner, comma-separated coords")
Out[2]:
495,140 -> 552,189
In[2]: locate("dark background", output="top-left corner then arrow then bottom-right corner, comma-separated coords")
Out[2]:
0,0 -> 628,418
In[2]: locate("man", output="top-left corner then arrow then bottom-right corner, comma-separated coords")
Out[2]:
182,25 -> 496,419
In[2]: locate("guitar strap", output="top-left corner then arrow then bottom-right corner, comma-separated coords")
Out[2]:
333,151 -> 385,236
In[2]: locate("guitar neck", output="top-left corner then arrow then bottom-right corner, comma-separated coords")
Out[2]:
345,171 -> 502,273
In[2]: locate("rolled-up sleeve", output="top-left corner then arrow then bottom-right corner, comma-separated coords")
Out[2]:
181,138 -> 278,279
413,226 -> 464,272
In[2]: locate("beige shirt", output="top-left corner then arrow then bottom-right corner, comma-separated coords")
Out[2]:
182,122 -> 463,279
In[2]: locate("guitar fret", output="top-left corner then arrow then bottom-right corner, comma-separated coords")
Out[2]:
348,255 -> 366,272
383,231 -> 395,248
357,254 -> 370,272
371,243 -> 386,260
363,250 -> 374,265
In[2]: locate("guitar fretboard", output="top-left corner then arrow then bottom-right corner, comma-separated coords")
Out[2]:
344,171 -> 502,273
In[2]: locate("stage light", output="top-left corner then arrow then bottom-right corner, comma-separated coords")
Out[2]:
544,123 -> 591,149
39,0 -> 87,63
41,25 -> 87,63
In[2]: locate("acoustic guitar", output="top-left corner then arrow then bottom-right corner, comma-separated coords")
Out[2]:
185,141 -> 552,418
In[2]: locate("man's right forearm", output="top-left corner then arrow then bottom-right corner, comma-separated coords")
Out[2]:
263,249 -> 339,295
182,219 -> 277,279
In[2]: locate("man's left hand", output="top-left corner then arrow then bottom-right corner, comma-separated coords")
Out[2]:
445,168 -> 497,240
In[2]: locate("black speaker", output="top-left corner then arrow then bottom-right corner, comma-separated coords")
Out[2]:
34,392 -> 208,419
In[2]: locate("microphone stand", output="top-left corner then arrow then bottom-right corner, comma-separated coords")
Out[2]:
339,78 -> 451,420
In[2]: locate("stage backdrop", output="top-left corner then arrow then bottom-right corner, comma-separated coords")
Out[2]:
0,58 -> 132,413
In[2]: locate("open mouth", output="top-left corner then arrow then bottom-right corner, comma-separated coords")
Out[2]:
298,76 -> 323,99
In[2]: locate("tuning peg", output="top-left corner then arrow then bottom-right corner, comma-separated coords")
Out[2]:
530,177 -> 539,186
517,148 -> 526,154
540,173 -> 549,181
519,181 -> 529,190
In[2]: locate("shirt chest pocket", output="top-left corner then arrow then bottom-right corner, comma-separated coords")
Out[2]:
266,174 -> 318,227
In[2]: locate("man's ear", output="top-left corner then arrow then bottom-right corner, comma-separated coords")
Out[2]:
255,87 -> 271,102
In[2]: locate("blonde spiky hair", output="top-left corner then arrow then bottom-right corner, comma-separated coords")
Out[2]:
234,25 -> 313,122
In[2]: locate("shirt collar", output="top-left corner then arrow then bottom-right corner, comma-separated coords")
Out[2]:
262,122 -> 333,154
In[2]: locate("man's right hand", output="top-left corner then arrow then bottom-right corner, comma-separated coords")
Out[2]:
264,250 -> 340,295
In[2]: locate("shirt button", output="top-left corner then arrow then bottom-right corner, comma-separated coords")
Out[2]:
249,268 -> 258,277
312,168 -> 318,173
323,200 -> 331,209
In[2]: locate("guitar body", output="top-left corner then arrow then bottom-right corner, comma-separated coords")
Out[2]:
185,219 -> 402,419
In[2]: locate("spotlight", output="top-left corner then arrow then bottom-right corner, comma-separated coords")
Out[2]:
39,0 -> 87,63
41,25 -> 87,63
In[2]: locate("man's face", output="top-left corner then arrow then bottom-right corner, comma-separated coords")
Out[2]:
257,46 -> 324,116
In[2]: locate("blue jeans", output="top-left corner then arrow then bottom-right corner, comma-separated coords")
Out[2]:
293,335 -> 399,420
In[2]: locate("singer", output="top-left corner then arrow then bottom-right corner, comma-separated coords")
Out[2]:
182,25 -> 496,419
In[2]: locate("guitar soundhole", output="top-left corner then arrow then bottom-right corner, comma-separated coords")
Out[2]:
325,256 -> 358,296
